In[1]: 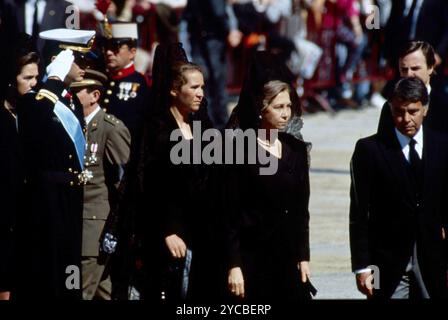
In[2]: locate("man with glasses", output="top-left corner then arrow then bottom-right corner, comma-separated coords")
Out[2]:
103,23 -> 149,156
101,22 -> 149,300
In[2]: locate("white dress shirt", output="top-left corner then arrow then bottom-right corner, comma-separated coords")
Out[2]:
394,126 -> 423,162
85,106 -> 101,126
25,0 -> 46,36
404,0 -> 424,39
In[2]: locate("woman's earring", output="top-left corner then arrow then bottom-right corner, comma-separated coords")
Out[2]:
258,114 -> 262,120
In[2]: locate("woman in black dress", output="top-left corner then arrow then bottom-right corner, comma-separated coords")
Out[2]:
225,51 -> 313,302
0,49 -> 39,300
137,43 -> 219,302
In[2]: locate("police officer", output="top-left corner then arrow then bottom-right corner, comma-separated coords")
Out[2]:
103,23 -> 149,157
15,28 -> 95,300
71,69 -> 131,300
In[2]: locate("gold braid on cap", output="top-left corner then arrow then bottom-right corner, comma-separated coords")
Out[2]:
59,36 -> 96,53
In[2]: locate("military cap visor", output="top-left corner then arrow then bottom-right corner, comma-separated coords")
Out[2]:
39,28 -> 96,53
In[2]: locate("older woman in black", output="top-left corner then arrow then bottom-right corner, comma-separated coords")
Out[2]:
225,52 -> 313,302
137,43 -> 219,302
0,49 -> 39,300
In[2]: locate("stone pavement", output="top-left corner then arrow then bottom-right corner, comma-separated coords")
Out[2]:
301,106 -> 382,299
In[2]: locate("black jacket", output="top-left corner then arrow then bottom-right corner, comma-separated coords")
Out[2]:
0,102 -> 23,292
14,79 -> 84,299
350,124 -> 448,298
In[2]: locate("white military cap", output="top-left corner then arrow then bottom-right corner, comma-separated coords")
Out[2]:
111,23 -> 138,40
39,28 -> 96,53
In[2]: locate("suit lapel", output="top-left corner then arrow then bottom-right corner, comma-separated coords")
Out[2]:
377,128 -> 415,205
422,127 -> 439,201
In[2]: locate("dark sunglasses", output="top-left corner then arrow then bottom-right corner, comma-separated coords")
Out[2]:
104,40 -> 129,54
73,51 -> 99,70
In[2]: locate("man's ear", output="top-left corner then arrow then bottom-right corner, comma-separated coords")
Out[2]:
130,47 -> 137,60
423,105 -> 429,116
92,89 -> 101,104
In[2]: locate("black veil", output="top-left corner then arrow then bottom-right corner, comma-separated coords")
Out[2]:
226,50 -> 304,141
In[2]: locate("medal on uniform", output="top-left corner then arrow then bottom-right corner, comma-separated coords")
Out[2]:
118,82 -> 133,101
88,142 -> 98,165
130,83 -> 140,98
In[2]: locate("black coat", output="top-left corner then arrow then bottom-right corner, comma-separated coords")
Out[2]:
14,79 -> 84,299
138,109 -> 219,301
224,133 -> 311,301
0,103 -> 23,292
350,125 -> 448,298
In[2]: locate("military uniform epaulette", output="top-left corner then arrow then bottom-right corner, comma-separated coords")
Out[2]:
104,113 -> 121,126
35,89 -> 59,104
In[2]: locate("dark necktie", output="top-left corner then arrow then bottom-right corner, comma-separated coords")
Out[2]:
409,138 -> 422,182
404,0 -> 418,39
32,0 -> 40,39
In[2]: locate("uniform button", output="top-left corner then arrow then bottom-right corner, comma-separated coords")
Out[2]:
110,81 -> 115,87
104,99 -> 109,104
69,154 -> 73,159
23,179 -> 27,184
107,90 -> 112,95
103,108 -> 107,112
70,181 -> 74,186
68,168 -> 73,173
92,215 -> 96,220
284,209 -> 289,214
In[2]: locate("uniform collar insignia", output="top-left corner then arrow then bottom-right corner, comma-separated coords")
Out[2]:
111,63 -> 136,80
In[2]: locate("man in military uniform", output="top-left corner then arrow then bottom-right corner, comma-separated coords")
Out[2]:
101,22 -> 149,299
71,69 -> 131,300
103,22 -> 149,156
15,28 -> 95,300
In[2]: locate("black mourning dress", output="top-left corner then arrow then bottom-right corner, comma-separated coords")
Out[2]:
225,132 -> 311,302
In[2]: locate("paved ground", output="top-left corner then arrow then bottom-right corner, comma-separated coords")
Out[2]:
301,106 -> 382,299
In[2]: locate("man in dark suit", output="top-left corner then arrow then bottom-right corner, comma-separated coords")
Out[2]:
71,69 -> 131,300
385,0 -> 448,68
350,77 -> 448,299
2,0 -> 73,64
378,41 -> 448,134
